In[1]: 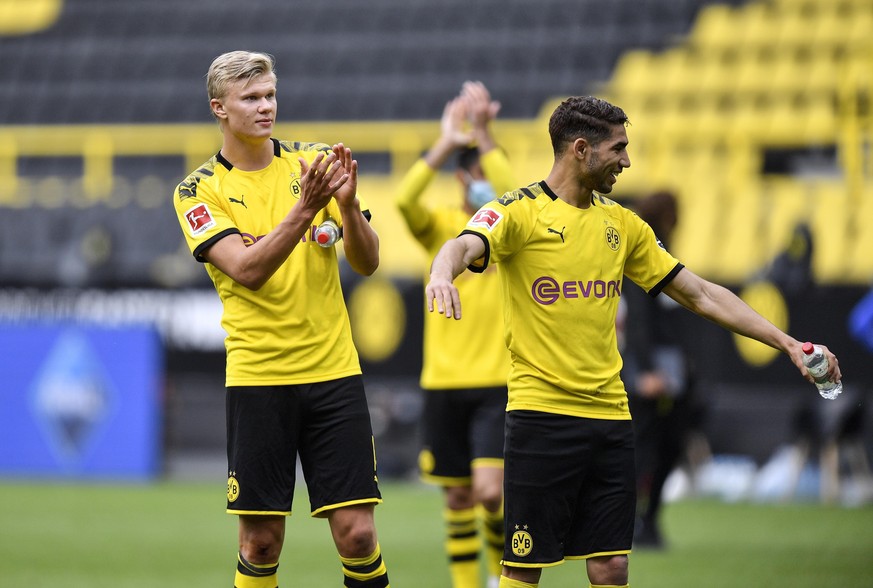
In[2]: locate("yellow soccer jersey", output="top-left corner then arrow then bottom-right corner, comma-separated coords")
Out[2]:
462,181 -> 683,419
418,208 -> 509,389
173,138 -> 365,386
396,151 -> 513,389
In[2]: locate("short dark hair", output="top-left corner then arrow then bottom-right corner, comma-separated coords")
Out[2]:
457,146 -> 480,172
548,96 -> 629,156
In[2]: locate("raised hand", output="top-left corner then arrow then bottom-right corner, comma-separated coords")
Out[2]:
297,150 -> 348,215
462,80 -> 501,130
440,95 -> 473,149
330,143 -> 359,208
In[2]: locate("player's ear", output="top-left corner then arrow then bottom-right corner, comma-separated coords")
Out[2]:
572,137 -> 588,160
210,98 -> 227,120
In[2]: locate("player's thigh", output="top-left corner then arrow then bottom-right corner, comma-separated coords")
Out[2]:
298,376 -> 382,515
565,420 -> 636,558
419,389 -> 474,483
503,410 -> 594,567
226,386 -> 301,514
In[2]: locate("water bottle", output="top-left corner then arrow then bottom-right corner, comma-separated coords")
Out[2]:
801,342 -> 842,400
314,219 -> 339,247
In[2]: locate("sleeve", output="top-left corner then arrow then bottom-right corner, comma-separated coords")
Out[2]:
622,211 -> 683,296
395,158 -> 436,240
173,174 -> 240,263
460,199 -> 526,272
480,148 -> 517,197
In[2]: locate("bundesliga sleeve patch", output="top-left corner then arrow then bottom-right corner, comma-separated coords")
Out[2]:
184,203 -> 216,236
468,208 -> 503,231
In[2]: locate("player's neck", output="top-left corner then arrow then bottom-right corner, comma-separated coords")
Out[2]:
544,169 -> 593,209
219,135 -> 274,171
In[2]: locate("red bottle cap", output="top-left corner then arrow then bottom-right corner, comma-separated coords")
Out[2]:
316,232 -> 331,244
802,342 -> 814,355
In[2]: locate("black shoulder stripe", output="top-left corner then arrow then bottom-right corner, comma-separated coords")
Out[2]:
216,151 -> 233,171
519,187 -> 536,200
538,181 -> 559,201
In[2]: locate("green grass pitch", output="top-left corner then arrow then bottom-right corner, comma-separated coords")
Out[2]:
0,480 -> 871,587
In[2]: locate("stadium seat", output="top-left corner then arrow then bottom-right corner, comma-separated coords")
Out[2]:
809,180 -> 852,283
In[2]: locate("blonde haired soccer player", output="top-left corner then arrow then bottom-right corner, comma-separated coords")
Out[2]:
425,95 -> 841,588
173,51 -> 389,588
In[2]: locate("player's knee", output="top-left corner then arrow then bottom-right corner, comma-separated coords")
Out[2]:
330,508 -> 378,558
239,532 -> 283,564
445,485 -> 475,510
239,516 -> 284,564
336,523 -> 377,558
472,478 -> 502,511
587,554 -> 629,585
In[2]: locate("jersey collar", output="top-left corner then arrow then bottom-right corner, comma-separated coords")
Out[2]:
215,138 -> 282,171
539,180 -> 597,206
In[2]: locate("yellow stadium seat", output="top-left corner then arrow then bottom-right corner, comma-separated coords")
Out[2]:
763,177 -> 813,261
804,51 -> 841,97
843,7 -> 873,47
771,8 -> 814,50
609,50 -> 658,98
802,95 -> 839,145
0,0 -> 62,35
694,52 -> 739,99
731,97 -> 773,143
845,185 -> 873,283
689,4 -> 741,56
736,2 -> 780,52
710,181 -> 769,282
809,180 -> 852,283
734,52 -> 779,97
655,48 -> 703,99
769,54 -> 810,97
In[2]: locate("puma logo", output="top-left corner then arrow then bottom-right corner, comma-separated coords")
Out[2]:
229,195 -> 247,208
547,226 -> 565,242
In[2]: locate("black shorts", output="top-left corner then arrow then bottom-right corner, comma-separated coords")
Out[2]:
419,386 -> 507,485
226,376 -> 381,517
502,410 -> 635,568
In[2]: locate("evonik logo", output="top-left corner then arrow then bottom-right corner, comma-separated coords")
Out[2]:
531,276 -> 622,305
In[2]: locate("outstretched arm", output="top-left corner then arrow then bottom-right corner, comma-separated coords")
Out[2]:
663,268 -> 841,384
425,233 -> 486,319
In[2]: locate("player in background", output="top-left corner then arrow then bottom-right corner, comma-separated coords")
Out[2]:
395,81 -> 514,588
172,51 -> 389,588
621,190 -> 706,549
425,95 -> 841,588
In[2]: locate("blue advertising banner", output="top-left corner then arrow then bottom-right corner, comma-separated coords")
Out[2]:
0,323 -> 162,480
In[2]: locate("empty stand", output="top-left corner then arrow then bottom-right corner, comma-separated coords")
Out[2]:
0,0 -> 732,125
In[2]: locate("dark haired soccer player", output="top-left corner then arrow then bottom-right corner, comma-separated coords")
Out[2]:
173,51 -> 389,588
425,95 -> 841,588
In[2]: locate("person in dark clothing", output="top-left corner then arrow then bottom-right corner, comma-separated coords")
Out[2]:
622,190 -> 701,549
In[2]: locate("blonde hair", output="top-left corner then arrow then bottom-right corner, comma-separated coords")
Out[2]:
206,51 -> 277,116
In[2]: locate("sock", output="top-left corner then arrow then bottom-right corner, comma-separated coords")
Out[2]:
479,503 -> 505,580
444,507 -> 480,588
498,578 -> 538,588
234,552 -> 278,588
339,543 -> 390,588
